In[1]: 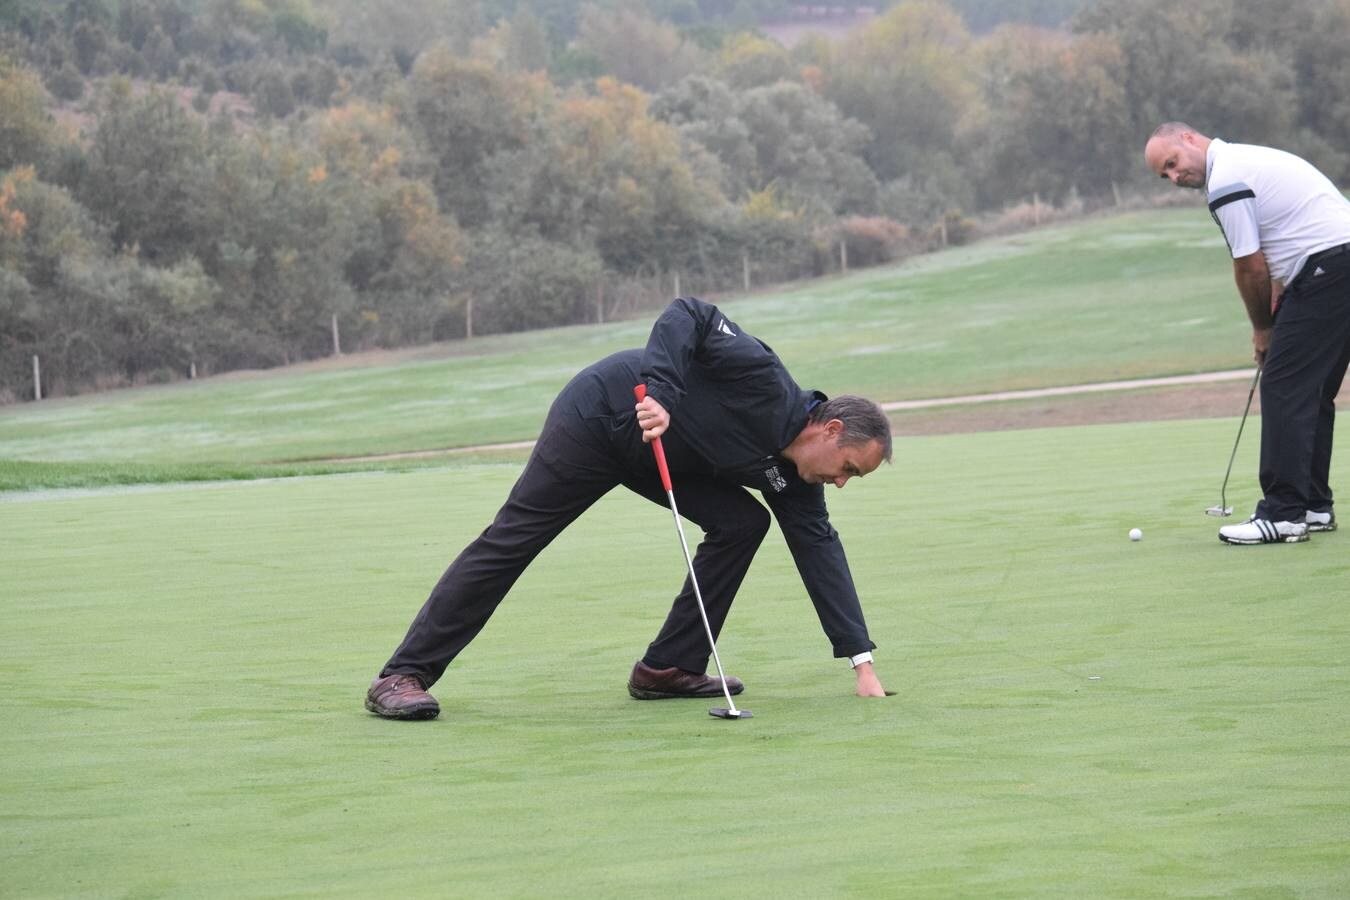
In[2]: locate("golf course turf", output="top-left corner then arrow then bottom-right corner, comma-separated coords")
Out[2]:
3,208 -> 1348,896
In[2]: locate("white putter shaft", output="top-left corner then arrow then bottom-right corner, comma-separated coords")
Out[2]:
635,384 -> 750,720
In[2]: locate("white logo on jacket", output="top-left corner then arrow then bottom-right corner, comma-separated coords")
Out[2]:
763,465 -> 787,492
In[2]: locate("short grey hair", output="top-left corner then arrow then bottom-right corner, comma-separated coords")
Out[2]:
1149,121 -> 1207,142
808,395 -> 893,463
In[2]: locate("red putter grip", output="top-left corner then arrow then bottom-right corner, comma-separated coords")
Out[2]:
633,384 -> 673,492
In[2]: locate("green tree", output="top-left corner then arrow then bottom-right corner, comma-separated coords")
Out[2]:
0,165 -> 116,394
250,62 -> 297,117
116,0 -> 157,49
141,25 -> 178,78
0,164 -> 215,394
309,100 -> 464,346
405,49 -> 544,228
325,0 -> 485,59
574,3 -> 704,92
361,180 -> 465,345
272,0 -> 326,53
968,27 -> 1133,207
652,75 -> 755,197
0,56 -> 60,173
655,76 -> 876,217
824,1 -> 977,183
713,31 -> 794,90
1074,0 -> 1297,146
77,80 -> 206,263
462,227 -> 602,334
471,7 -> 553,74
189,128 -> 359,364
736,81 -> 877,217
71,19 -> 112,74
0,165 -> 104,289
486,77 -> 726,278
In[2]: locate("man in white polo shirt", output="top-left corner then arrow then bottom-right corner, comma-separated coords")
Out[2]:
1144,122 -> 1350,544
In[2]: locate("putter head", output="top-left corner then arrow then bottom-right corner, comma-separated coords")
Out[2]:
709,707 -> 752,719
1205,505 -> 1234,517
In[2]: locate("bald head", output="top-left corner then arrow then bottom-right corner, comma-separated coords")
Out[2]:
1148,121 -> 1207,144
1144,122 -> 1212,190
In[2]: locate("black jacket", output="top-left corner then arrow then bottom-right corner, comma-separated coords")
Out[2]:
632,297 -> 876,658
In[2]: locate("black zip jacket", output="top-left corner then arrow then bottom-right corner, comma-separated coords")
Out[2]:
617,296 -> 877,659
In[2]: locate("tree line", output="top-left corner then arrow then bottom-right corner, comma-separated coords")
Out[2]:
3,0 -> 1349,400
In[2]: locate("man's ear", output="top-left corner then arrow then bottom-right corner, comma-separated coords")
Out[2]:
824,419 -> 845,439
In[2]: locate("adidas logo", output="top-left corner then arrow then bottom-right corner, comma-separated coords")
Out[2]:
1314,266 -> 1325,276
717,319 -> 736,337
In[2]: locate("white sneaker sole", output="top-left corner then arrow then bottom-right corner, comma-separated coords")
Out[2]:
1219,532 -> 1309,545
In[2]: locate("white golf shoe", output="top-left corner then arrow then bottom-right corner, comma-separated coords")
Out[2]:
1305,510 -> 1337,532
1218,517 -> 1309,545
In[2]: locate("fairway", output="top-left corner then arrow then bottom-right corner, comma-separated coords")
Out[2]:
4,418 -> 1349,896
0,207 -> 1246,485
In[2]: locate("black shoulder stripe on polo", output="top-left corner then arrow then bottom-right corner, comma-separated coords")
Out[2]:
1208,183 -> 1255,212
1209,189 -> 1254,212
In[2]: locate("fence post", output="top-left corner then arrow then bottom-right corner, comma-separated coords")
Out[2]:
1111,181 -> 1123,207
839,239 -> 848,273
673,271 -> 680,298
1032,192 -> 1042,226
32,354 -> 41,401
465,296 -> 474,339
742,253 -> 751,292
596,282 -> 605,324
330,313 -> 342,356
189,361 -> 197,379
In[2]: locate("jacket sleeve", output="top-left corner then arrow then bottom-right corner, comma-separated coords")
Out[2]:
762,484 -> 876,658
639,296 -> 762,415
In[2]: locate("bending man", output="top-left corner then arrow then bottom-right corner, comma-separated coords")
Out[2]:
366,296 -> 894,719
1144,122 -> 1350,544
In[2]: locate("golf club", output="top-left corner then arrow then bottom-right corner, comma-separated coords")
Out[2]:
634,385 -> 751,720
1206,366 -> 1261,517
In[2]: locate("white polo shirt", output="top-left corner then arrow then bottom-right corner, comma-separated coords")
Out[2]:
1205,138 -> 1350,283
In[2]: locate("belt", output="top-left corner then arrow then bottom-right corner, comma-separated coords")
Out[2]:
1306,242 -> 1350,269
1290,242 -> 1350,288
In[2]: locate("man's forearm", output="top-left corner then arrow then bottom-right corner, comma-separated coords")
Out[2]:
1233,253 -> 1275,330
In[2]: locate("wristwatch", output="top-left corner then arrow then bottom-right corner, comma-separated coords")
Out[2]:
848,652 -> 874,669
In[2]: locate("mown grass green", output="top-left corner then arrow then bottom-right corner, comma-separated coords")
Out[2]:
0,207 -> 1245,490
3,419 -> 1348,896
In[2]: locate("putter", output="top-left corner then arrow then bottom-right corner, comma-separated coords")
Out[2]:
1206,366 -> 1261,517
634,385 -> 751,720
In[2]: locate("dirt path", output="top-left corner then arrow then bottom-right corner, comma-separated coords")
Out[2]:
334,369 -> 1272,463
887,369 -> 1265,436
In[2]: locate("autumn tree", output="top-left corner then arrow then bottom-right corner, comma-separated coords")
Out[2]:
824,1 -> 977,184
968,27 -> 1132,207
573,3 -> 703,92
713,31 -> 794,90
311,100 -> 464,345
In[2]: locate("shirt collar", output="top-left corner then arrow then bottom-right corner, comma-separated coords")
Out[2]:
1205,137 -> 1225,187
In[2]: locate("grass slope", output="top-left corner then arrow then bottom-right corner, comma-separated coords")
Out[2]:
4,418 -> 1348,896
0,207 -> 1246,489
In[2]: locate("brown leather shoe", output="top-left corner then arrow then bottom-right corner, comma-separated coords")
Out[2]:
627,660 -> 744,700
365,673 -> 440,720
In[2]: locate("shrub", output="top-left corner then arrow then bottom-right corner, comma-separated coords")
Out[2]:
836,216 -> 917,268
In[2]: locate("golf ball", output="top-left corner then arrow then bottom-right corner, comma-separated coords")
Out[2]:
1129,528 -> 1143,541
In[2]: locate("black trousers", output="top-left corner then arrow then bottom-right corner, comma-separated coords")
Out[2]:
1256,249 -> 1350,521
380,394 -> 771,688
